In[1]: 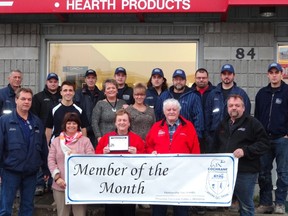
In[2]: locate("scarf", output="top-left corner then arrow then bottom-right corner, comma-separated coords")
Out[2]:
59,131 -> 82,155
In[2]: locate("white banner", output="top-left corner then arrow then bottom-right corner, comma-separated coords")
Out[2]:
65,154 -> 238,206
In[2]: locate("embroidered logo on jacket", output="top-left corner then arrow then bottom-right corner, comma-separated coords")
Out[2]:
158,130 -> 165,136
237,127 -> 246,131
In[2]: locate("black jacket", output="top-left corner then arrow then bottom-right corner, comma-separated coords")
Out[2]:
31,86 -> 61,125
255,81 -> 288,139
74,85 -> 104,127
214,114 -> 270,173
117,84 -> 134,105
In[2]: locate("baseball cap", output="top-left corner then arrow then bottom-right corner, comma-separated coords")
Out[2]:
115,67 -> 126,75
151,68 -> 164,77
172,69 -> 186,79
267,62 -> 283,72
221,64 -> 235,74
85,69 -> 97,77
47,73 -> 59,81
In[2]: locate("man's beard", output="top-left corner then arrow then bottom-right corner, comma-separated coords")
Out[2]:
174,85 -> 185,91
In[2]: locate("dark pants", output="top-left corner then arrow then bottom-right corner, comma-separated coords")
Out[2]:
0,169 -> 37,216
105,204 -> 135,216
152,205 -> 189,216
258,137 -> 288,206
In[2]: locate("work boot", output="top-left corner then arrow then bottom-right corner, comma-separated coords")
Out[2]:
255,205 -> 274,214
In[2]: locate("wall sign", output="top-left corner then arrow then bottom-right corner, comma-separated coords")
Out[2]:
0,0 -> 287,14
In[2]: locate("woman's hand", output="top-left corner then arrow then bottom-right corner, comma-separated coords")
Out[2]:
55,178 -> 66,189
103,146 -> 110,154
128,146 -> 137,154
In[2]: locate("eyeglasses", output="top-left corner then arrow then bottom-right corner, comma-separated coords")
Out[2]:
134,94 -> 146,97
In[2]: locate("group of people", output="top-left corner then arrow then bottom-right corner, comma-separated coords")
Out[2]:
0,62 -> 287,216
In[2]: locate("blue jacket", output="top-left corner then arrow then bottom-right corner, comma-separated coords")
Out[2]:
0,84 -> 16,116
154,86 -> 204,138
191,81 -> 215,110
205,82 -> 251,134
255,81 -> 288,139
0,111 -> 49,175
145,86 -> 166,109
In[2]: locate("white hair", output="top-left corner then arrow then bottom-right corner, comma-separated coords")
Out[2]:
163,98 -> 181,112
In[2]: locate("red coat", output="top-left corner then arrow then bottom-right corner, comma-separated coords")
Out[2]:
146,116 -> 200,154
95,131 -> 145,154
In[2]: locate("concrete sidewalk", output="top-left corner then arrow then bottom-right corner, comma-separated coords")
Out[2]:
11,192 -> 288,216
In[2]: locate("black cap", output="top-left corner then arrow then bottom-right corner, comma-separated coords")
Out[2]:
85,69 -> 97,77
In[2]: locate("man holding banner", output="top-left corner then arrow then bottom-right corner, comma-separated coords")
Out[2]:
146,98 -> 200,216
214,94 -> 270,216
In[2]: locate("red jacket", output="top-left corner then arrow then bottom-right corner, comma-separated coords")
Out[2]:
95,131 -> 145,154
146,116 -> 200,154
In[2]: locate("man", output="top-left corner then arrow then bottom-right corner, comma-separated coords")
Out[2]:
255,62 -> 288,214
190,68 -> 215,214
114,67 -> 134,105
74,69 -> 104,147
31,72 -> 61,196
0,69 -> 23,116
155,69 -> 204,138
191,68 -> 215,153
146,98 -> 200,216
0,88 -> 49,215
45,81 -> 89,145
205,64 -> 251,153
145,68 -> 168,108
214,94 -> 270,216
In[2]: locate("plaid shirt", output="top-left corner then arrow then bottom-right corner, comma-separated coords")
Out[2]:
168,119 -> 180,142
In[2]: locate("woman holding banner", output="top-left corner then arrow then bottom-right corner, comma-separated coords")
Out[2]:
96,108 -> 145,216
146,98 -> 200,216
48,112 -> 94,216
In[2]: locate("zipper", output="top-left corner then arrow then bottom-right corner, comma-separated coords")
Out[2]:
267,93 -> 274,132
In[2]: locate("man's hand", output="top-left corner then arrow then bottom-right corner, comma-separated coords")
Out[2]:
233,148 -> 244,158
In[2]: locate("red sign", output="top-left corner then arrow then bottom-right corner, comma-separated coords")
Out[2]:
0,0 -> 287,14
0,0 -> 228,13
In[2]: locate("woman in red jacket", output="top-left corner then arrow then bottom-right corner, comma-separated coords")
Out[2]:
95,108 -> 145,216
146,98 -> 200,216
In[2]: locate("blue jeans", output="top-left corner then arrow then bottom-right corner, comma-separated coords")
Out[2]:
258,137 -> 288,206
234,172 -> 258,216
152,205 -> 189,216
0,169 -> 37,216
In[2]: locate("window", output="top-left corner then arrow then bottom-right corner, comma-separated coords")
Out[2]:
277,44 -> 288,79
49,42 -> 197,89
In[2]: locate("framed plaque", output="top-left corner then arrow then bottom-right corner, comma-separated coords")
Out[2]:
109,136 -> 129,151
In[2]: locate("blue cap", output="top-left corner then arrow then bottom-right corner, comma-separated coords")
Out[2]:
172,69 -> 186,79
221,64 -> 235,74
115,67 -> 126,75
268,62 -> 283,72
47,73 -> 59,80
151,68 -> 164,77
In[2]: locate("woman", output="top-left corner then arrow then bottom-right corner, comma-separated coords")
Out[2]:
48,112 -> 94,216
145,68 -> 168,108
92,78 -> 126,143
96,109 -> 145,216
126,83 -> 156,141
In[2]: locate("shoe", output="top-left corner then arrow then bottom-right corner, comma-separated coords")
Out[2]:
34,186 -> 44,196
255,205 -> 274,214
229,200 -> 239,212
274,204 -> 285,214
